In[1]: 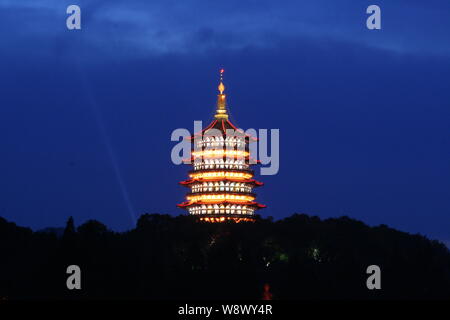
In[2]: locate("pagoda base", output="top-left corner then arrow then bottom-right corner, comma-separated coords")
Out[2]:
193,214 -> 256,223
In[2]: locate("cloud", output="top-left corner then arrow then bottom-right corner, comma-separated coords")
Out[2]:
1,0 -> 450,59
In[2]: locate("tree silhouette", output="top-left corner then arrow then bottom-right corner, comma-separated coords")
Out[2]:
0,213 -> 449,300
64,216 -> 76,236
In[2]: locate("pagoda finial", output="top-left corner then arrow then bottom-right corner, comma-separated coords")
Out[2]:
215,68 -> 228,120
218,68 -> 225,94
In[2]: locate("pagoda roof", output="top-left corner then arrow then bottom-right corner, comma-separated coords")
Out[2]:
186,191 -> 256,197
188,168 -> 254,175
179,178 -> 264,186
177,200 -> 266,209
186,69 -> 257,142
187,119 -> 257,141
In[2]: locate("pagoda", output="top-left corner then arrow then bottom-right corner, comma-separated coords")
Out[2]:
177,70 -> 265,222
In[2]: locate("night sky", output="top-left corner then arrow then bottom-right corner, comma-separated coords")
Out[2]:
1,1 -> 449,246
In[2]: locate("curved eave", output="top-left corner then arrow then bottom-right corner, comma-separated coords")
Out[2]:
188,168 -> 254,175
177,200 -> 266,209
225,120 -> 258,141
186,191 -> 256,197
179,178 -> 264,187
186,119 -> 258,141
186,120 -> 218,140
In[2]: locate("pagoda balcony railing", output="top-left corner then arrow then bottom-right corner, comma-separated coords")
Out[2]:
195,141 -> 247,149
186,191 -> 256,197
188,168 -> 254,175
189,187 -> 254,193
193,164 -> 250,171
190,147 -> 251,155
188,210 -> 256,217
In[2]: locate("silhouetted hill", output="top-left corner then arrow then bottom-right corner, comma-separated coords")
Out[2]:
37,227 -> 65,238
0,214 -> 449,300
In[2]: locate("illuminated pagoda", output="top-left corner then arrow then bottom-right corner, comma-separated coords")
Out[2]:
177,69 -> 265,222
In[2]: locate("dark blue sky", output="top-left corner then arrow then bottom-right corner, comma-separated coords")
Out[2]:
1,0 -> 449,246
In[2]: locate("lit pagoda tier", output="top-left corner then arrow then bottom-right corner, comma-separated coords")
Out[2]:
177,70 -> 265,222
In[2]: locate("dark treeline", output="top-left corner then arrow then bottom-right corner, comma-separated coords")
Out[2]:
0,213 -> 449,300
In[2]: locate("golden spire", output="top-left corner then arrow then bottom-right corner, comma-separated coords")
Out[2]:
215,68 -> 228,120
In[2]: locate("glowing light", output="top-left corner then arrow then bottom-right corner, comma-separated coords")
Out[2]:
192,150 -> 249,158
186,194 -> 255,202
199,216 -> 255,223
218,82 -> 225,95
189,171 -> 253,180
